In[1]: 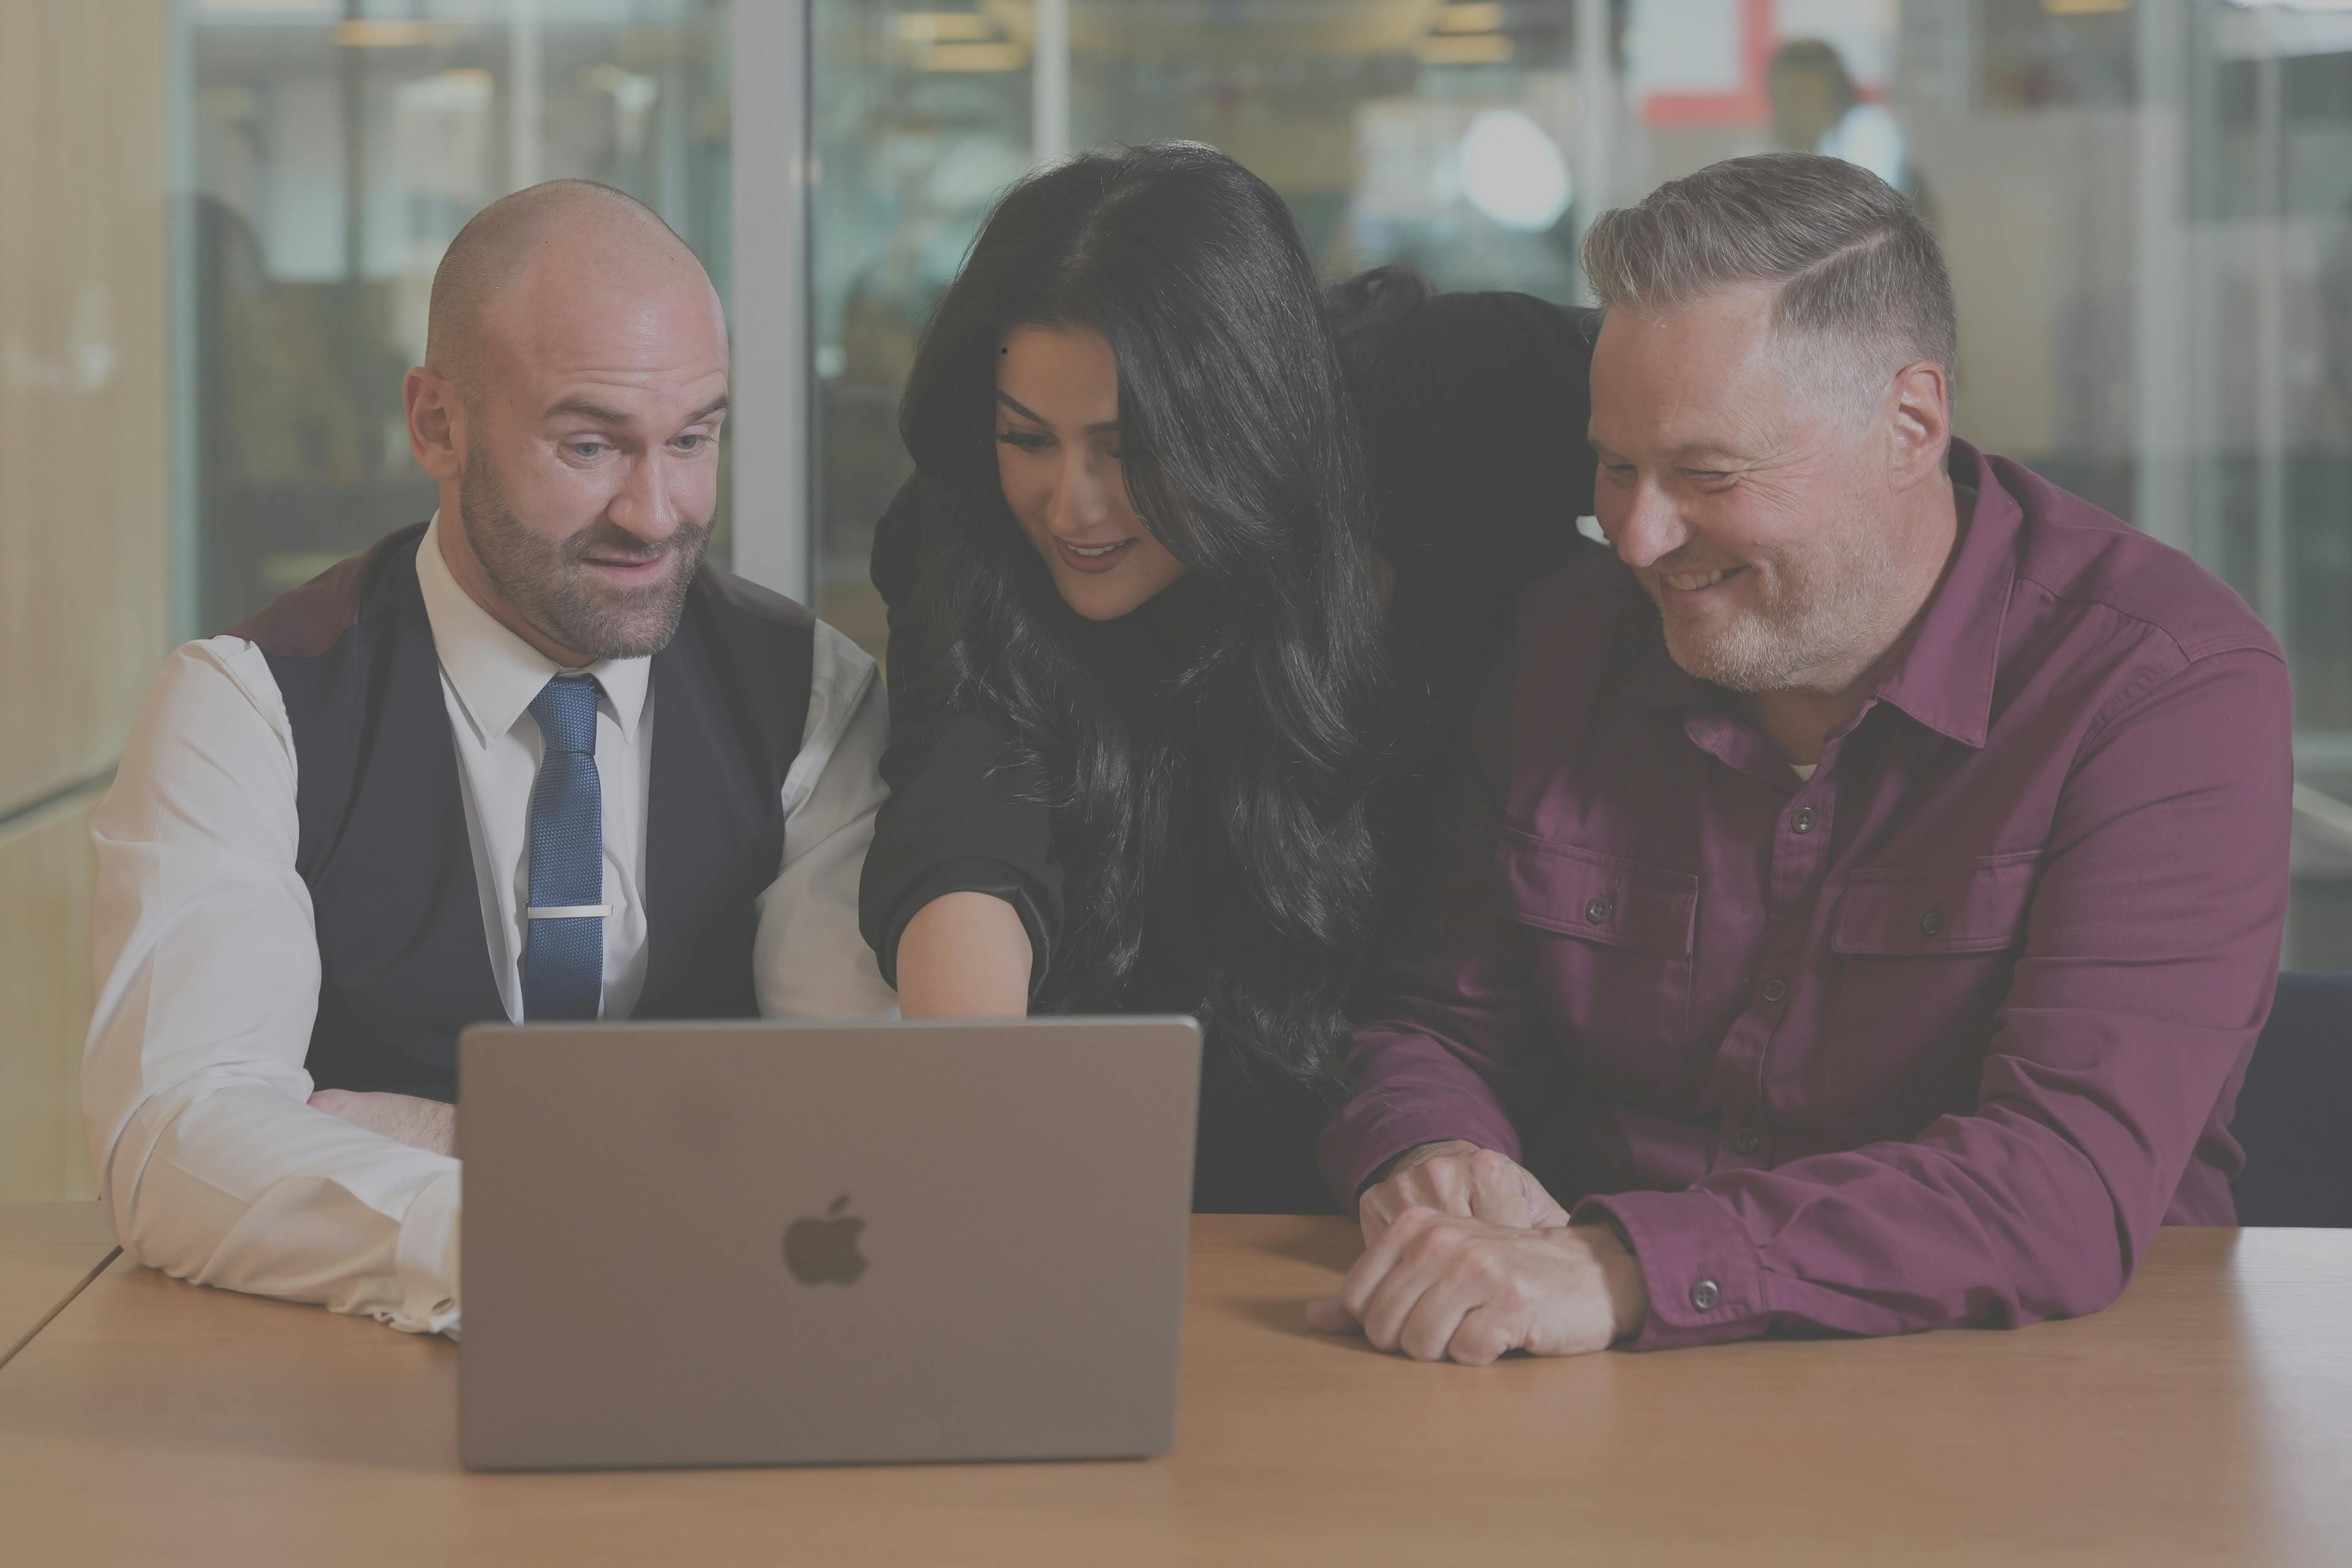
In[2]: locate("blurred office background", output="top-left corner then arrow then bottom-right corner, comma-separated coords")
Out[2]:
4,0 -> 2348,1199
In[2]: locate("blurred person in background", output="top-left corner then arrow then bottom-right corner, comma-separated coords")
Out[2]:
1769,39 -> 1930,223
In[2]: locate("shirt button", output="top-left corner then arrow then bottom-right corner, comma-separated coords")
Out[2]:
1921,907 -> 1945,937
1760,975 -> 1789,1004
1690,1279 -> 1722,1313
1731,1125 -> 1762,1156
1586,896 -> 1615,924
1792,807 -> 1816,834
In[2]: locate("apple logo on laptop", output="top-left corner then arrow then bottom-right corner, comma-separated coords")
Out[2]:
783,1195 -> 868,1286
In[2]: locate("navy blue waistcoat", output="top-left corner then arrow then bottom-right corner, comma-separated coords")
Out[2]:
230,522 -> 815,1100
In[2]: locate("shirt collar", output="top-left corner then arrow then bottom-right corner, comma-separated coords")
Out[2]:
1618,440 -> 2019,752
413,512 -> 652,749
1867,440 -> 2018,751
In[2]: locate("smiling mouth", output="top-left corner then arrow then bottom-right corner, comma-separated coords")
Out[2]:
1659,565 -> 1744,594
1054,536 -> 1136,574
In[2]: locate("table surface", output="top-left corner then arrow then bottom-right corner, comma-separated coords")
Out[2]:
0,1201 -> 118,1368
2,1218 -> 2347,1567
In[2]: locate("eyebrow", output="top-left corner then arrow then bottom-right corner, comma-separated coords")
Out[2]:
995,390 -> 1118,435
1586,435 -> 1747,464
544,393 -> 731,426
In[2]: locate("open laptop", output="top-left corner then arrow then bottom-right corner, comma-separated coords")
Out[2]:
456,1016 -> 1201,1472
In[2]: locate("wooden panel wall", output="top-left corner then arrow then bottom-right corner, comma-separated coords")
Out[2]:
0,1 -> 170,821
0,796 -> 102,1202
0,2 -> 171,1200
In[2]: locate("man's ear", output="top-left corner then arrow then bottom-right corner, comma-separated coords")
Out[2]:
404,365 -> 464,483
1885,359 -> 1950,491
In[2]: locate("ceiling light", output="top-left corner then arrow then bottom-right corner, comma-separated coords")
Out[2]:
1417,32 -> 1513,66
1434,2 -> 1505,32
916,42 -> 1028,72
897,11 -> 998,45
335,20 -> 457,47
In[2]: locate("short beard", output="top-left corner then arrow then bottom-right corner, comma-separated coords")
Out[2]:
458,445 -> 710,662
1656,516 -> 1899,694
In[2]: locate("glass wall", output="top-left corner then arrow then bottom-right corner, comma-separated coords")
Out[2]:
165,2 -> 2352,968
805,0 -> 2352,968
185,0 -> 732,635
806,0 -> 1604,654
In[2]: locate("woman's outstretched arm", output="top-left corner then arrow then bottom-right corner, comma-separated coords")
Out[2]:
894,890 -> 1033,1017
859,478 -> 1060,1010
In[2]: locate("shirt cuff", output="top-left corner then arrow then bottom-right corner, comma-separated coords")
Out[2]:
394,1167 -> 463,1336
870,858 -> 1054,999
1574,1186 -> 1769,1351
1316,1089 -> 1523,1208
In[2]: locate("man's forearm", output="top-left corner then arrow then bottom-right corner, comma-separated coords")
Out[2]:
83,643 -> 462,1335
1317,1021 -> 1525,1204
104,1079 -> 462,1333
310,1089 -> 457,1156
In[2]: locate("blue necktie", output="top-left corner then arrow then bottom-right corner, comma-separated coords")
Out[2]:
523,676 -> 605,1021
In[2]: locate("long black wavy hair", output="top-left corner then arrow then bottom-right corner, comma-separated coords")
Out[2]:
894,141 -> 1387,1090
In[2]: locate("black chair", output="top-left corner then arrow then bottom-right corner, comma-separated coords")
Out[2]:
2230,970 -> 2352,1227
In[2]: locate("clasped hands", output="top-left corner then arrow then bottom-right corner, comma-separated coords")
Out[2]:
302,1096 -> 1643,1361
1305,1140 -> 1648,1365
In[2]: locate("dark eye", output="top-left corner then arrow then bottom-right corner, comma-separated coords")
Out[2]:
996,429 -> 1050,452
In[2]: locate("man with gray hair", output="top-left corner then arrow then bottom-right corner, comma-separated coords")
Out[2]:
1309,153 -> 2291,1360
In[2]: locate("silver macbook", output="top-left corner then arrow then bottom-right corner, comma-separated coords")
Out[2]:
456,1016 -> 1202,1472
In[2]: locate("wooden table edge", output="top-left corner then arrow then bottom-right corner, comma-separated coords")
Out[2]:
0,1242 -> 121,1370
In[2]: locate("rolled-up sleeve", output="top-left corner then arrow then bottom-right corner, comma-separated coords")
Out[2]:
1580,646 -> 2293,1348
85,639 -> 462,1335
753,619 -> 901,1019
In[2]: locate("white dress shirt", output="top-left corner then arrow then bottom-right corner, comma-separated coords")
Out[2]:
83,518 -> 897,1336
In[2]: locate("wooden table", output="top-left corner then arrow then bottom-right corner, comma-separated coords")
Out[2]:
0,1201 -> 118,1366
2,1218 -> 2346,1566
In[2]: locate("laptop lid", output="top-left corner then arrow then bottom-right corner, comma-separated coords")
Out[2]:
457,1016 -> 1201,1471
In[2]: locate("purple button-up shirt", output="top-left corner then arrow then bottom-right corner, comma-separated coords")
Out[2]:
1322,442 -> 2292,1348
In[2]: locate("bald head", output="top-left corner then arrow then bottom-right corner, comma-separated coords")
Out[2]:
426,179 -> 717,401
405,179 -> 731,669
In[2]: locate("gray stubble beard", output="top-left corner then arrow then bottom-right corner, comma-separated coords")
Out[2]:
1656,515 -> 1902,696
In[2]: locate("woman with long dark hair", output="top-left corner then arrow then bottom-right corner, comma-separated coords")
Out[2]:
862,142 -> 1599,1213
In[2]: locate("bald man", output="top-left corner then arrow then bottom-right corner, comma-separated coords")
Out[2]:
84,181 -> 895,1334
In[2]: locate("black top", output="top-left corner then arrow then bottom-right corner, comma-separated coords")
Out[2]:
861,288 -> 1602,1212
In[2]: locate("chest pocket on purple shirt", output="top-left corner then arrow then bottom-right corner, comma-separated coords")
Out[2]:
1831,851 -> 2042,955
1496,827 -> 1698,1069
1816,851 -> 2043,1121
